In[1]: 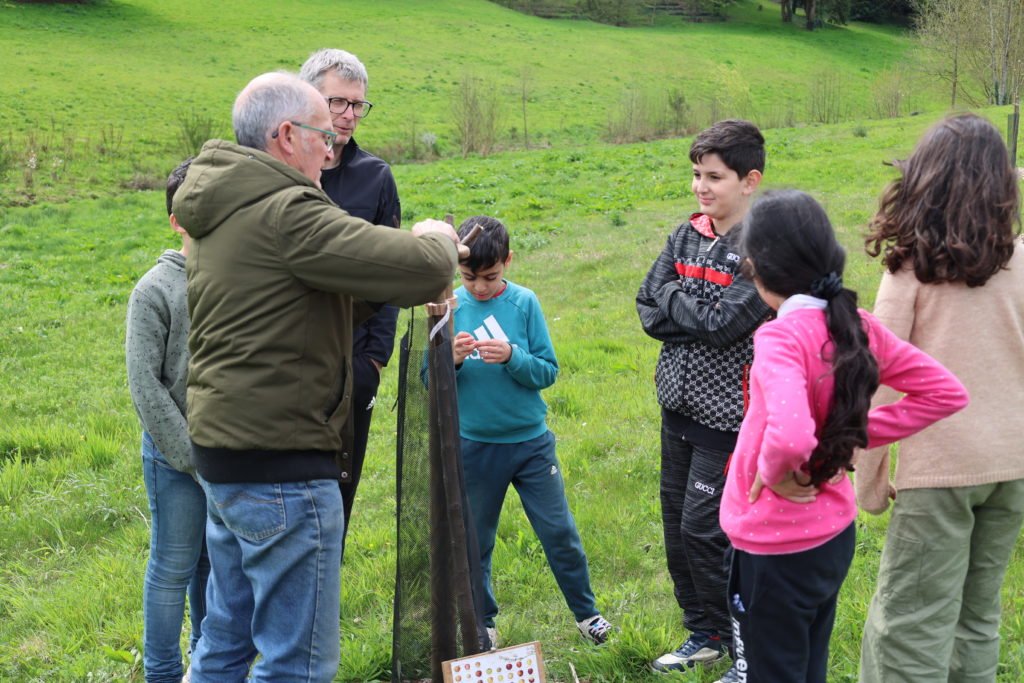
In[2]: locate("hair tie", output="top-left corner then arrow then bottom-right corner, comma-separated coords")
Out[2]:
810,271 -> 843,300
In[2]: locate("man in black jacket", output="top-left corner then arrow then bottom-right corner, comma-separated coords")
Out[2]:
301,48 -> 401,540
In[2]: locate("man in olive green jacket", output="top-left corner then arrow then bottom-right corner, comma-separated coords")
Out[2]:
171,72 -> 459,683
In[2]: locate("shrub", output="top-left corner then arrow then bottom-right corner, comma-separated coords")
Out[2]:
0,137 -> 15,184
176,107 -> 217,157
871,65 -> 908,119
452,74 -> 503,157
807,69 -> 848,124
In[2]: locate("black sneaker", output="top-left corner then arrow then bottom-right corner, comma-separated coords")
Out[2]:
650,632 -> 724,673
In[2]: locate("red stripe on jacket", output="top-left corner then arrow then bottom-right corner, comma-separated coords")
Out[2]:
675,263 -> 734,287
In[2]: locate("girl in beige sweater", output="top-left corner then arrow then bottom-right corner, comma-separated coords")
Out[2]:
857,113 -> 1024,683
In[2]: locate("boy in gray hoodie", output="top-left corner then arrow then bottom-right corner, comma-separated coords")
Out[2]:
126,157 -> 209,683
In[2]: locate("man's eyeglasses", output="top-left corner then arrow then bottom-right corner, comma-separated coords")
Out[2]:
325,97 -> 373,118
272,121 -> 338,150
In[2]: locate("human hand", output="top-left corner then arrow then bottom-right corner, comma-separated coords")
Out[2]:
474,338 -> 511,364
749,469 -> 819,504
453,331 -> 475,364
412,219 -> 460,244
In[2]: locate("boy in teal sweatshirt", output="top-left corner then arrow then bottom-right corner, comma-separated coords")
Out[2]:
452,215 -> 612,648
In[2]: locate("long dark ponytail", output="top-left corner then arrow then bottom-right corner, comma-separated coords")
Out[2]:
740,190 -> 879,486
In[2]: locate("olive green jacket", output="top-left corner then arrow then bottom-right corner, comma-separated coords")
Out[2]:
172,139 -> 456,483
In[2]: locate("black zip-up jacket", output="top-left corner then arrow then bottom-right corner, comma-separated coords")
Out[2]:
320,138 -> 401,367
636,213 -> 771,438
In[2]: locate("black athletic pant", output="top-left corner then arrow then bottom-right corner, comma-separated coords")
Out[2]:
660,424 -> 733,649
340,354 -> 381,545
729,522 -> 856,683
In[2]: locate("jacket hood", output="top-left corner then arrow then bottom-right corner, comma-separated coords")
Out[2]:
157,249 -> 185,271
172,139 -> 322,239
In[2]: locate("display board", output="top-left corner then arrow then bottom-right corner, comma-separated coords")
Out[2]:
441,641 -> 546,683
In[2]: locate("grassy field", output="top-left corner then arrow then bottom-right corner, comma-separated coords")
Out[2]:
1,0 -> 1022,679
2,105 -> 1022,681
0,0 -> 945,206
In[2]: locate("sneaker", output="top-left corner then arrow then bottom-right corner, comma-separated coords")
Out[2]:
714,663 -> 741,683
650,632 -> 724,673
576,614 -> 613,644
485,626 -> 498,650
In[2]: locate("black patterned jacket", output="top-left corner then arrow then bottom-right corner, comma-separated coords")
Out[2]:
636,213 -> 771,433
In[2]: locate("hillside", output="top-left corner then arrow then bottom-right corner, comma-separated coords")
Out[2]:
2,110 -> 1022,680
0,0 -> 935,205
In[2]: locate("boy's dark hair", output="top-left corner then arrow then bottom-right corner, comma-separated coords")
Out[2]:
166,157 -> 194,216
457,215 -> 509,272
740,190 -> 879,487
689,119 -> 765,178
865,112 -> 1020,287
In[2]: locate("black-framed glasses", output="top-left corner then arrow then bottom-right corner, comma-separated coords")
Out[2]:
272,121 -> 338,150
325,97 -> 373,118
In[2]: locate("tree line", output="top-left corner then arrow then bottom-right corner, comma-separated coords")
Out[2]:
491,0 -> 1021,107
490,0 -> 913,26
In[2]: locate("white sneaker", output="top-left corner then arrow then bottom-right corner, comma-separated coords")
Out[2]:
576,614 -> 613,644
486,626 -> 498,650
651,632 -> 724,673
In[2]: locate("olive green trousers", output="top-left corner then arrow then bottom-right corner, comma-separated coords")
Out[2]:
860,480 -> 1024,683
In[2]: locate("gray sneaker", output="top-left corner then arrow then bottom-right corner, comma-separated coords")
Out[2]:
650,632 -> 724,673
576,614 -> 613,644
485,626 -> 498,650
714,662 -> 742,683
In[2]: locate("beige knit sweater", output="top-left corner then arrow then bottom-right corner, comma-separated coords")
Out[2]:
855,239 -> 1024,514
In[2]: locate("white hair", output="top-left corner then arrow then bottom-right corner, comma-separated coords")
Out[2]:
232,72 -> 318,151
299,48 -> 369,90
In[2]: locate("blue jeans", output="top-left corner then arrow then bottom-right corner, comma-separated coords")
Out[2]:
141,433 -> 210,683
461,431 -> 598,626
191,478 -> 344,683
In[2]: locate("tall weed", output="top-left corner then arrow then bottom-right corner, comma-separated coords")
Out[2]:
175,107 -> 217,157
453,74 -> 503,157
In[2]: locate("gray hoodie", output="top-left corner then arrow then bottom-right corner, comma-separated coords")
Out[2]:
125,249 -> 191,472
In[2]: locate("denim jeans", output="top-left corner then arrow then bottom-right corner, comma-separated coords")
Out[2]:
141,432 -> 210,683
191,478 -> 344,683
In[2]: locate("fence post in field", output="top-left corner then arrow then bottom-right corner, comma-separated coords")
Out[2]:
1008,100 -> 1020,168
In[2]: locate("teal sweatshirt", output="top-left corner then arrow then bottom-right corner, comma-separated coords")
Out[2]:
453,280 -> 558,443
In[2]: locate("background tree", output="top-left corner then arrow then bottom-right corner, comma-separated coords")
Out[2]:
779,0 -> 847,31
819,0 -> 849,25
803,0 -> 816,28
780,0 -> 794,23
914,0 -> 1022,107
849,0 -> 914,24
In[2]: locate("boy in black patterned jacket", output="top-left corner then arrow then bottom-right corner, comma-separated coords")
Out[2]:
636,119 -> 769,683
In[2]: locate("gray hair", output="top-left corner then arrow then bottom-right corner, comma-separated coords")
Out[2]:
300,48 -> 369,90
232,72 -> 318,151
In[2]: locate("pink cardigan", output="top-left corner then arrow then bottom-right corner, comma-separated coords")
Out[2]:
720,306 -> 968,555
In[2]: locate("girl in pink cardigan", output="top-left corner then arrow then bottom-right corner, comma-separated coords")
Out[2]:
858,113 -> 1024,682
719,190 -> 968,683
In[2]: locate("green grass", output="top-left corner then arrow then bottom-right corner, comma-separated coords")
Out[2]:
1,0 -> 1020,678
0,0 -> 948,206
2,108 -> 1022,680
